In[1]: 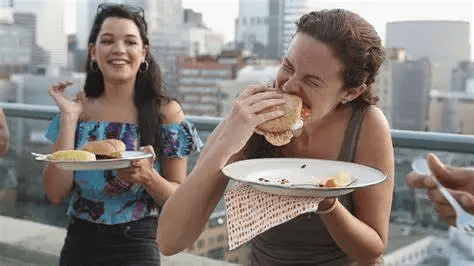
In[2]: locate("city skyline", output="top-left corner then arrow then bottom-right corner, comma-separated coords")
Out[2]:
182,0 -> 474,59
61,1 -> 474,59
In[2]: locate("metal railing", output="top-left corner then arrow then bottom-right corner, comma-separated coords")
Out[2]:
2,102 -> 474,154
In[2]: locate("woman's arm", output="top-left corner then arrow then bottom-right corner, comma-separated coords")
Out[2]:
319,106 -> 394,264
158,86 -> 286,255
43,85 -> 84,205
118,100 -> 188,206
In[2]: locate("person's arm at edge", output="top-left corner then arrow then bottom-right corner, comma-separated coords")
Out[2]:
319,106 -> 394,264
0,108 -> 9,156
43,114 -> 77,204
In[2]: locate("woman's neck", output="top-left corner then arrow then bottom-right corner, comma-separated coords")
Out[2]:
102,80 -> 135,106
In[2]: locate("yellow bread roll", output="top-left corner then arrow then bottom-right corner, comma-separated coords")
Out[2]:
51,150 -> 96,161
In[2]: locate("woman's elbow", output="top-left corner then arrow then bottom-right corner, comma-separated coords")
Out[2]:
158,235 -> 186,256
355,243 -> 386,265
159,243 -> 182,256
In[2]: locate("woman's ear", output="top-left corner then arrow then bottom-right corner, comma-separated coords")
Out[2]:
143,44 -> 150,61
89,43 -> 96,61
343,84 -> 367,102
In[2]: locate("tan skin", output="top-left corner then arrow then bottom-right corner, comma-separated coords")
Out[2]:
406,153 -> 474,225
0,108 -> 9,157
158,33 -> 394,265
43,17 -> 187,207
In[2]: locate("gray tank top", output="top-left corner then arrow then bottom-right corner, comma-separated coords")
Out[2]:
249,103 -> 368,266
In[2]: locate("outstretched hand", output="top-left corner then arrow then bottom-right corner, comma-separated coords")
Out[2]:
405,153 -> 474,224
48,81 -> 84,119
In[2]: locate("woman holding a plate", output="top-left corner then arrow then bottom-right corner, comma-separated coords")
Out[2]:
42,4 -> 202,265
159,9 -> 394,266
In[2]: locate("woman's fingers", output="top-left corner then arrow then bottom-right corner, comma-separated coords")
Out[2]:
238,85 -> 277,99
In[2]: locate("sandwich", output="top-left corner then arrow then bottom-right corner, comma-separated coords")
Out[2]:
255,93 -> 311,146
50,150 -> 96,161
80,139 -> 126,159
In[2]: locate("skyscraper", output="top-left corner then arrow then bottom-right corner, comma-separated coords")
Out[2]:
13,0 -> 68,68
386,21 -> 471,92
235,0 -> 269,57
280,0 -> 311,57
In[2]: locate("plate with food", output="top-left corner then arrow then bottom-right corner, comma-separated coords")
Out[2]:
32,139 -> 153,171
222,158 -> 386,197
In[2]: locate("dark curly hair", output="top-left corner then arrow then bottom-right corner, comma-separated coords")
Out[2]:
84,5 -> 168,154
295,9 -> 384,105
247,9 -> 384,159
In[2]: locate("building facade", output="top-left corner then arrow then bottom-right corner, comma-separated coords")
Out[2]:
14,0 -> 68,68
427,90 -> 474,134
375,47 -> 406,125
386,21 -> 471,92
452,61 -> 474,92
391,58 -> 431,131
176,55 -> 245,116
235,0 -> 269,57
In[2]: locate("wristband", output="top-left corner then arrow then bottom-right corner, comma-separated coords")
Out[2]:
316,198 -> 339,214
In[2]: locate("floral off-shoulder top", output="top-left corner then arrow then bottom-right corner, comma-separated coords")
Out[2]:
45,114 -> 203,224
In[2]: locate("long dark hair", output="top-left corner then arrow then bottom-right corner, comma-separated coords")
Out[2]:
84,5 -> 167,154
247,9 -> 384,159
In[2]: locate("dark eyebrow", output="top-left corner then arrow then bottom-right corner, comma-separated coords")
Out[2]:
99,33 -> 139,39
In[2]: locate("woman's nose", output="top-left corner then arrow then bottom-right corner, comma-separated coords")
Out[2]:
113,41 -> 126,53
282,79 -> 299,93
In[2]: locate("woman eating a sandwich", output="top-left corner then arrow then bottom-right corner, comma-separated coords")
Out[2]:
159,8 -> 394,266
42,4 -> 202,265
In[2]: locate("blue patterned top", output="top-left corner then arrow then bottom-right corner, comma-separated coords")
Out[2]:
45,114 -> 203,224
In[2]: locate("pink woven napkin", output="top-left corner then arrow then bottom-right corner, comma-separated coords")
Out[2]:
224,182 -> 323,250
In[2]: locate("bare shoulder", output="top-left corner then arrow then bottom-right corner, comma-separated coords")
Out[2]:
355,105 -> 393,167
161,100 -> 185,124
361,105 -> 391,136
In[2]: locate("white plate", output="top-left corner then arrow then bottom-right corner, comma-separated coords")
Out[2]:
33,151 -> 153,171
222,158 -> 386,197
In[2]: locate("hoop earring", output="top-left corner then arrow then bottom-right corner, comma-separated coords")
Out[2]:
139,61 -> 149,73
90,60 -> 99,72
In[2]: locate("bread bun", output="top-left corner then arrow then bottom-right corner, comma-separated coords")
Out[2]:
50,150 -> 96,161
256,94 -> 302,132
255,93 -> 305,146
80,139 -> 126,159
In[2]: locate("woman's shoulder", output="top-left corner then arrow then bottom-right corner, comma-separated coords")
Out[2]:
160,100 -> 185,124
361,105 -> 390,132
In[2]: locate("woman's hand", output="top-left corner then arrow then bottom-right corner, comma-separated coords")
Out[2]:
48,81 -> 84,119
213,85 -> 286,155
118,145 -> 156,185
